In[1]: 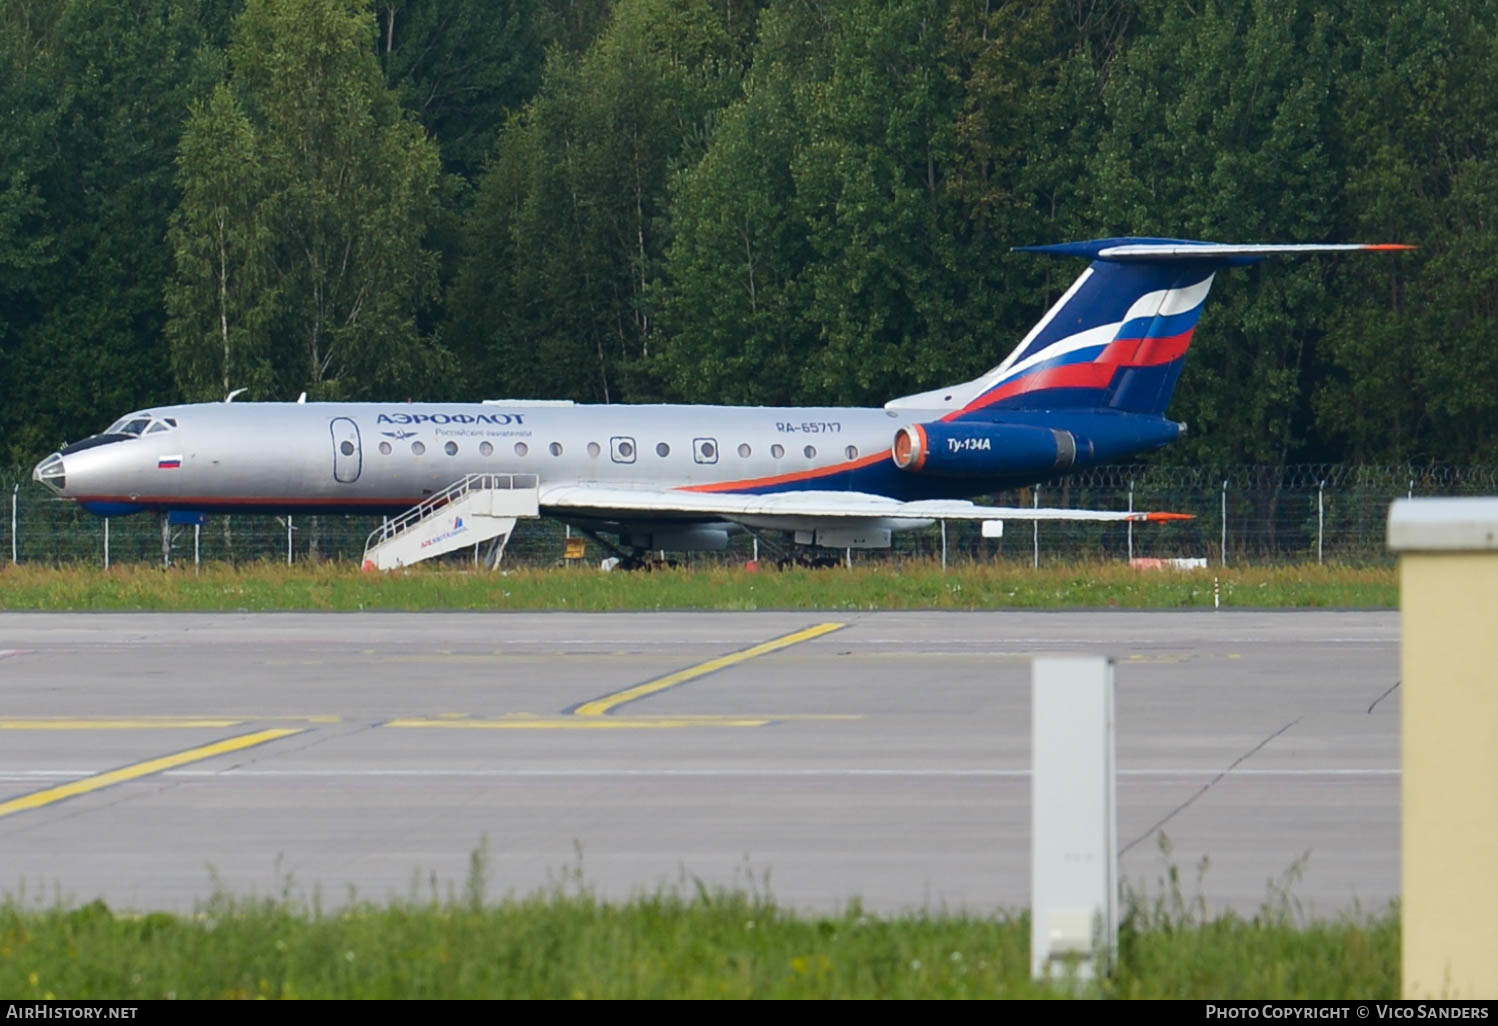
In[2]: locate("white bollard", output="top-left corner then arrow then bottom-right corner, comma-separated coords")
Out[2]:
1031,655 -> 1117,984
1389,498 -> 1498,998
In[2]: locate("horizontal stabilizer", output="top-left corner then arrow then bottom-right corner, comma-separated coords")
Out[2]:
1015,239 -> 1415,263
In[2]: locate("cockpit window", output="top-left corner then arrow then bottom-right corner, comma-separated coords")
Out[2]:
105,414 -> 174,437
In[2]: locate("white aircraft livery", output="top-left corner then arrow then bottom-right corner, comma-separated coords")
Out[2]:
33,238 -> 1408,564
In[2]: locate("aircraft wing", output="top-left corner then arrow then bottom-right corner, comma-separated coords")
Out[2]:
538,484 -> 1189,523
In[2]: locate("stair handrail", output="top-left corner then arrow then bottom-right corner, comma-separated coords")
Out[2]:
364,473 -> 539,553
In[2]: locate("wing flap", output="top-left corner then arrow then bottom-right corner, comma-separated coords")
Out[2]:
539,484 -> 1188,523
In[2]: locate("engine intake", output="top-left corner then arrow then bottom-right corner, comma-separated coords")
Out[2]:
892,421 -> 1087,478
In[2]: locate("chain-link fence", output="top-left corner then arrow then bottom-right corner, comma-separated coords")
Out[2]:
3,463 -> 1489,568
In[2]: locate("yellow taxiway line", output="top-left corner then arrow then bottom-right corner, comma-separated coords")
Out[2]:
0,728 -> 302,820
570,622 -> 846,717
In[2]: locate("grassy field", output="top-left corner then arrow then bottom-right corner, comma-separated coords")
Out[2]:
0,560 -> 1397,611
0,880 -> 1397,1000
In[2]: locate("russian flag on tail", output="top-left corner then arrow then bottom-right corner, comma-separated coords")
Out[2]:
939,238 -> 1414,421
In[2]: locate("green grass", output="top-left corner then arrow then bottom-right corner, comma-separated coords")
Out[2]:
0,560 -> 1396,611
0,875 -> 1397,1000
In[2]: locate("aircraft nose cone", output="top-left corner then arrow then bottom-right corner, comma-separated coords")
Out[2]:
33,453 -> 66,494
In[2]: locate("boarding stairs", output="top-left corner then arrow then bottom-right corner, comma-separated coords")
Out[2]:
362,473 -> 540,571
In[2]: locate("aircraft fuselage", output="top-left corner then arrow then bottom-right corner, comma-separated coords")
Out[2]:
40,400 -> 1124,518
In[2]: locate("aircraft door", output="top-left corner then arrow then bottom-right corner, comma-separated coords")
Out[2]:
330,417 -> 362,483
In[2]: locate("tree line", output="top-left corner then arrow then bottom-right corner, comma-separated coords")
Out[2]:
2,0 -> 1494,472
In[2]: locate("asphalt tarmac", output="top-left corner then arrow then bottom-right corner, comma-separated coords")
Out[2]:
0,610 -> 1399,917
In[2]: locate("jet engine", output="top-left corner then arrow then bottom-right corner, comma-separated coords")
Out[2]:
891,421 -> 1090,478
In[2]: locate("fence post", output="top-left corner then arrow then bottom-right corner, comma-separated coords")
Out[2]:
194,524 -> 201,568
104,518 -> 110,570
10,484 -> 17,565
1220,479 -> 1228,567
1127,478 -> 1135,563
1033,487 -> 1040,569
941,520 -> 947,570
1317,480 -> 1325,564
287,516 -> 294,565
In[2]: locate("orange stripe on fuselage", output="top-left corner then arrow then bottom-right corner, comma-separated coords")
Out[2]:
678,451 -> 891,493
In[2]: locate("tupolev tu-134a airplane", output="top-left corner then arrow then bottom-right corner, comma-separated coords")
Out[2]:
34,238 -> 1408,565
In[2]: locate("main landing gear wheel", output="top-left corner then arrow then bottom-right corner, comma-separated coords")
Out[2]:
575,526 -> 673,571
777,551 -> 843,570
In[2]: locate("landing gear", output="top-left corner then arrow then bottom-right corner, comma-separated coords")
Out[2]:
742,528 -> 846,569
777,551 -> 843,569
574,526 -> 662,571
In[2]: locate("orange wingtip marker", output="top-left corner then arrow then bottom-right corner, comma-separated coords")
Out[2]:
1362,243 -> 1417,251
1144,512 -> 1195,522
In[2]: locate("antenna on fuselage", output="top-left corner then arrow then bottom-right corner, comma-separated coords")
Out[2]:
224,387 -> 247,403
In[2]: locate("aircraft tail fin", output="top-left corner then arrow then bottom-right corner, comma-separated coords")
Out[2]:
886,238 -> 1412,421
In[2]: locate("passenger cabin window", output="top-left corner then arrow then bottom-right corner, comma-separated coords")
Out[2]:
845,445 -> 858,460
611,437 -> 636,463
804,445 -> 816,459
444,441 -> 458,456
514,442 -> 528,457
738,443 -> 751,458
656,442 -> 670,458
379,441 -> 392,455
771,444 -> 784,459
694,438 -> 718,464
549,442 -> 563,456
411,441 -> 426,455
587,442 -> 601,458
341,441 -> 356,456
479,441 -> 493,457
